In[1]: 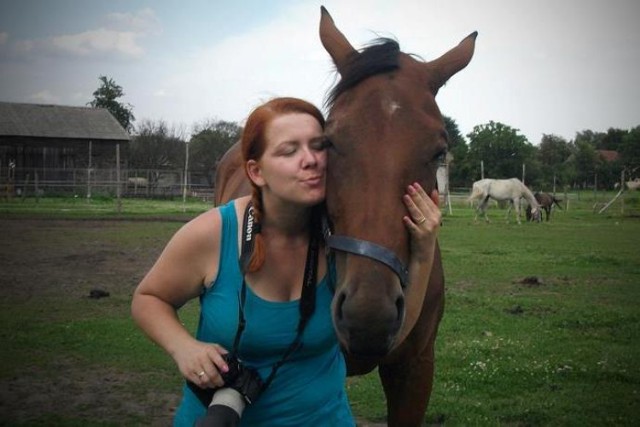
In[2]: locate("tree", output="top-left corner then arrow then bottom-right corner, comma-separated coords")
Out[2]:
600,128 -> 627,151
88,75 -> 135,132
572,128 -> 626,189
129,119 -> 186,170
442,115 -> 470,188
573,130 -> 605,149
619,126 -> 640,173
189,119 -> 242,187
570,140 -> 599,188
466,121 -> 537,183
537,134 -> 572,189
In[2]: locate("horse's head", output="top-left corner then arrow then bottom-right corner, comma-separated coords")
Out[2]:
320,7 -> 476,358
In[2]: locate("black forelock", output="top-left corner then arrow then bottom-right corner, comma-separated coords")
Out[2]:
325,38 -> 400,108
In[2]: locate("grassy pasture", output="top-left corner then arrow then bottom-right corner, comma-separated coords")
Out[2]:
0,192 -> 638,426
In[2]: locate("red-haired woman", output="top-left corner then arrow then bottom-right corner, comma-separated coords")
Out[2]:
132,97 -> 441,426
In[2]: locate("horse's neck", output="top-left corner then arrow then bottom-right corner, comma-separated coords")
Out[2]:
520,184 -> 538,206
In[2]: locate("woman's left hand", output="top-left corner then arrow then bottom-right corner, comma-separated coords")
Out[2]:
402,182 -> 441,261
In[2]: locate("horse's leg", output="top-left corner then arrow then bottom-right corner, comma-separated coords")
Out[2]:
505,201 -> 513,224
480,196 -> 491,223
514,200 -> 521,224
379,340 -> 436,427
473,196 -> 484,222
379,265 -> 444,427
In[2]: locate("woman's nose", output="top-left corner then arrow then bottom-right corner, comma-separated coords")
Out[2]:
301,147 -> 318,167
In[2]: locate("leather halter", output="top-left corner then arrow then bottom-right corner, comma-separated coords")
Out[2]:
322,215 -> 409,288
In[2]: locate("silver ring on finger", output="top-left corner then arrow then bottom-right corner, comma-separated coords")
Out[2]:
416,216 -> 426,225
197,370 -> 206,379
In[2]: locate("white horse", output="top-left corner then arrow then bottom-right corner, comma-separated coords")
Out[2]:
468,178 -> 541,224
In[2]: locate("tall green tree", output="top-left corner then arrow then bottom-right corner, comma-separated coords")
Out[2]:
88,75 -> 135,132
466,121 -> 537,183
189,120 -> 242,187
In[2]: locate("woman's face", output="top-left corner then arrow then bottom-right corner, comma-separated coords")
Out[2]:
248,112 -> 326,206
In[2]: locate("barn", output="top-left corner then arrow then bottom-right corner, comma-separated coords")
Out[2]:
0,102 -> 129,197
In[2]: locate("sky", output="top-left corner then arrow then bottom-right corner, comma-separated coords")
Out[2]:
0,0 -> 638,144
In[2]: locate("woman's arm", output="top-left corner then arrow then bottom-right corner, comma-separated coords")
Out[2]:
131,209 -> 229,388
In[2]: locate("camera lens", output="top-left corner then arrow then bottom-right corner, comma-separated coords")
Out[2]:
195,388 -> 246,427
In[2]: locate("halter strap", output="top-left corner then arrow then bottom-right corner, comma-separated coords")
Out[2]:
322,214 -> 409,288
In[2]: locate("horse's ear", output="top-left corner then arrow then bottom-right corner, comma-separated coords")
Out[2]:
319,6 -> 357,74
426,31 -> 478,93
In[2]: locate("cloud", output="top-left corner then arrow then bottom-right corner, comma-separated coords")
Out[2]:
6,8 -> 160,60
49,29 -> 144,57
105,8 -> 162,36
28,90 -> 60,104
0,32 -> 8,45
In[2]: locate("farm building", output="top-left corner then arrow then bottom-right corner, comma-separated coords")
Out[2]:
0,102 -> 129,197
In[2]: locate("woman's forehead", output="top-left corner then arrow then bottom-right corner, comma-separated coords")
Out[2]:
265,113 -> 323,144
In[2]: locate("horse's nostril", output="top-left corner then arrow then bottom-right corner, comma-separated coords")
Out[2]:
335,292 -> 346,321
395,296 -> 405,322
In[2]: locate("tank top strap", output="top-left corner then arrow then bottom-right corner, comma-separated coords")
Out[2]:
201,200 -> 241,291
218,200 -> 240,276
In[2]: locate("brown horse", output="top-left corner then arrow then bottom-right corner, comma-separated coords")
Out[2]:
215,7 -> 476,426
527,192 -> 563,221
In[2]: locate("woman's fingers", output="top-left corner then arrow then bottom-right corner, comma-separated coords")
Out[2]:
430,189 -> 440,208
181,343 -> 230,389
403,183 -> 441,261
404,183 -> 440,227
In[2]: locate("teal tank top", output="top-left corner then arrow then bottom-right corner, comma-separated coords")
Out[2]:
174,201 -> 354,426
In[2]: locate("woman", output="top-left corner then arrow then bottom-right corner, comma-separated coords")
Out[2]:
131,97 -> 441,426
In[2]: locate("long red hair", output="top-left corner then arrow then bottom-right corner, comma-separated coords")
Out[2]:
241,97 -> 325,272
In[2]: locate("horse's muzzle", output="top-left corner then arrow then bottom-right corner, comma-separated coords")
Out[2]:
332,277 -> 405,357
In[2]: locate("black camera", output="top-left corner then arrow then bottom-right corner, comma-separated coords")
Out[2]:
194,353 -> 264,427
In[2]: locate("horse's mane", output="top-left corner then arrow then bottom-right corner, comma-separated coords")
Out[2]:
326,38 -> 400,108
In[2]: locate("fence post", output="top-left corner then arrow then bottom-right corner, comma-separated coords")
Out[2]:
35,172 -> 40,203
182,141 -> 189,213
116,143 -> 121,213
86,140 -> 92,200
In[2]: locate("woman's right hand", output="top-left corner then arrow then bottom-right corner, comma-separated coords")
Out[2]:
173,340 -> 230,389
402,182 -> 441,262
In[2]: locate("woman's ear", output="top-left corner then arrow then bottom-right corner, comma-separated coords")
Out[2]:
246,159 -> 265,187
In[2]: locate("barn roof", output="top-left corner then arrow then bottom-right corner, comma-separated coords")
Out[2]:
0,102 -> 130,142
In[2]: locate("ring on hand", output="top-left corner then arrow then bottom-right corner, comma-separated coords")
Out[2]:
197,371 -> 206,378
416,216 -> 426,225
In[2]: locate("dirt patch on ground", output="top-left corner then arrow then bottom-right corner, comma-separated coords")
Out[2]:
0,218 -> 383,426
0,219 -> 181,425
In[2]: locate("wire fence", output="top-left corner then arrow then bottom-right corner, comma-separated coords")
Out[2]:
2,167 -> 638,217
1,167 -> 215,201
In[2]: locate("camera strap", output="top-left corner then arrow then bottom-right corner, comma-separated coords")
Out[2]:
233,201 -> 319,391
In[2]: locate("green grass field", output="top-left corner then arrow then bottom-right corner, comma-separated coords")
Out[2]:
1,192 -> 638,426
349,201 -> 640,426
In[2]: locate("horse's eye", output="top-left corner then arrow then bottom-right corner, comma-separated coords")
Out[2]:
321,137 -> 334,150
433,149 -> 447,165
